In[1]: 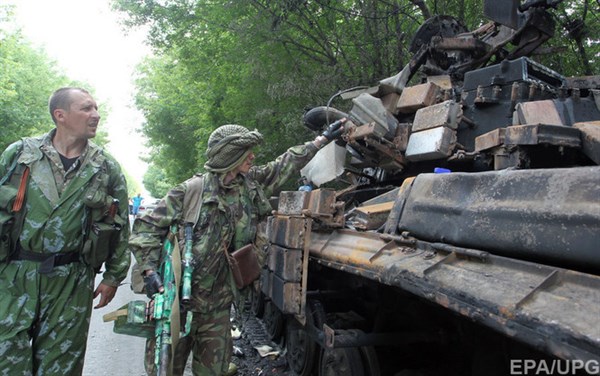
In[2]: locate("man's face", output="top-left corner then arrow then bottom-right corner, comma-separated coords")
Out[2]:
236,151 -> 255,175
55,90 -> 100,140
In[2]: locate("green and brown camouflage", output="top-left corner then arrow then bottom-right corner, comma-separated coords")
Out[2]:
129,141 -> 319,373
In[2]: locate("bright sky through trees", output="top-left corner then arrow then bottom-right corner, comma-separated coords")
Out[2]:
7,0 -> 150,189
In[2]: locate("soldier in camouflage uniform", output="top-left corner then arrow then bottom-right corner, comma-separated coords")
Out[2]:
130,121 -> 346,375
0,87 -> 131,375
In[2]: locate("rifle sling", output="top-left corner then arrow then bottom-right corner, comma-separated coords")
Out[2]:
182,174 -> 204,226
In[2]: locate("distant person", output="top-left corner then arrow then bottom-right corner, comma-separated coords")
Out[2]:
130,120 -> 347,375
0,87 -> 131,375
132,193 -> 143,216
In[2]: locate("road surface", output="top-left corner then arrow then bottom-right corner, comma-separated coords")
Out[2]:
83,257 -> 147,376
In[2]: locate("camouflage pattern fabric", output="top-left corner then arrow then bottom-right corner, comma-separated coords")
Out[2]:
130,141 -> 319,374
0,261 -> 94,375
0,130 -> 130,375
144,306 -> 232,376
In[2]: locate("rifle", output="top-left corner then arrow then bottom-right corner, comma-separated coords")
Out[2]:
151,224 -> 193,375
104,176 -> 203,374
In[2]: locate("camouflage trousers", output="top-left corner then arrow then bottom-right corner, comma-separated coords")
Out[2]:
145,304 -> 233,376
0,259 -> 95,375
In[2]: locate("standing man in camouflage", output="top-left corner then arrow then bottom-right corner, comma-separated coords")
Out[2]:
130,121 -> 346,375
0,87 -> 131,375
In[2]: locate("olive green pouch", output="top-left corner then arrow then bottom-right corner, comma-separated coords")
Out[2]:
104,300 -> 155,339
0,185 -> 18,262
130,262 -> 147,294
82,222 -> 120,269
0,211 -> 14,262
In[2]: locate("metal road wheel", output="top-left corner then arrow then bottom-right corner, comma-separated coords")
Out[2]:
263,300 -> 284,341
286,299 -> 327,376
319,329 -> 366,376
350,329 -> 381,376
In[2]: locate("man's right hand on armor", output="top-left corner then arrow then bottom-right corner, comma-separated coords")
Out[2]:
321,117 -> 348,141
143,270 -> 164,299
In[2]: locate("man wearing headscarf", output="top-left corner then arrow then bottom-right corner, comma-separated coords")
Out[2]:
130,120 -> 346,375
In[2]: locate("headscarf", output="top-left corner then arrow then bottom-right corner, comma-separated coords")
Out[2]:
204,124 -> 263,173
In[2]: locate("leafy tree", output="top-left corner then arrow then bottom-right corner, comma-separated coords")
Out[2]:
143,162 -> 173,198
112,0 -> 597,189
0,5 -> 115,152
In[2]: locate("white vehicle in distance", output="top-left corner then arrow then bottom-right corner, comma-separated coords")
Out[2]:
136,198 -> 160,217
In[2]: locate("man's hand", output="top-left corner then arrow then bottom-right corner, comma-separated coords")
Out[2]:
321,117 -> 347,141
93,283 -> 117,309
143,270 -> 164,299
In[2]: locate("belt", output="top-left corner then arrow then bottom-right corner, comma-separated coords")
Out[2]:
13,248 -> 80,274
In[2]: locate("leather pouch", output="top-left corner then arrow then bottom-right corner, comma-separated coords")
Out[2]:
227,244 -> 261,289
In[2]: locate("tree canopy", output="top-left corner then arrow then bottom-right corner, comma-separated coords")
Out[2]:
112,0 -> 599,198
0,4 -> 141,195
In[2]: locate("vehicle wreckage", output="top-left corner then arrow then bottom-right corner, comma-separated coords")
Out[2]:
255,0 -> 600,374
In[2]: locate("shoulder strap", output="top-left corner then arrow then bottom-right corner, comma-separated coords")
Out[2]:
182,174 -> 205,226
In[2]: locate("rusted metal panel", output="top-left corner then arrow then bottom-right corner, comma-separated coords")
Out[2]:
504,124 -> 581,147
306,229 -> 600,361
277,191 -> 310,216
267,216 -> 309,249
514,99 -> 564,125
347,201 -> 394,230
305,189 -> 337,217
573,121 -> 600,164
271,272 -> 302,314
347,122 -> 381,141
474,128 -> 506,152
412,100 -> 463,132
397,82 -> 441,113
268,244 -> 302,282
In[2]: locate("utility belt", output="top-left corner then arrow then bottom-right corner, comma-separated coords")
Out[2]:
12,245 -> 80,274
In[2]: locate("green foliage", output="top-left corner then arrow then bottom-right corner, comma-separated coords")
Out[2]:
143,163 -> 173,198
112,0 -> 598,187
0,5 -> 110,152
0,31 -> 66,150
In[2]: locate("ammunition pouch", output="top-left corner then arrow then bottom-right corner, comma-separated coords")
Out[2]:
0,184 -> 19,262
0,211 -> 14,262
82,221 -> 121,270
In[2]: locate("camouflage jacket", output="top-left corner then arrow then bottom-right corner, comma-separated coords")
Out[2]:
0,130 -> 131,287
130,142 -> 319,312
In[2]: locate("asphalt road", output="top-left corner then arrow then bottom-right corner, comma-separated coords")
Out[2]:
83,257 -> 148,376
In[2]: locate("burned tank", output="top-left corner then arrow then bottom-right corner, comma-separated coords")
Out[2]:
253,0 -> 600,375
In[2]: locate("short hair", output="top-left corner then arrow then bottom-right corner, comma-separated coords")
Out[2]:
48,87 -> 91,124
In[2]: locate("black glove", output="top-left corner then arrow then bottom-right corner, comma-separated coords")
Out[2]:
321,117 -> 347,141
143,271 -> 164,299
